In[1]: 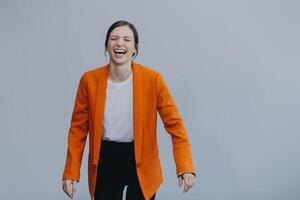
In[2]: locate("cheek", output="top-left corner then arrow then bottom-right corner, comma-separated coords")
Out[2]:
107,41 -> 115,49
128,44 -> 136,52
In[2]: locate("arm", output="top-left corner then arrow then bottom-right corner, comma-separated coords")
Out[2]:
62,72 -> 89,182
155,72 -> 196,177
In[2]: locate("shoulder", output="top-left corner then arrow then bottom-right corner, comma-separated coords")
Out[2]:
134,62 -> 164,82
79,64 -> 109,81
134,63 -> 169,92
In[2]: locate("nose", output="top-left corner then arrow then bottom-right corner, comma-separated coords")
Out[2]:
115,38 -> 124,46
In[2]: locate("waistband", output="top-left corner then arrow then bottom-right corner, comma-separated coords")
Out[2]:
101,139 -> 134,146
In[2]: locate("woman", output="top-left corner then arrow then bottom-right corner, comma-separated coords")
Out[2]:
62,20 -> 196,200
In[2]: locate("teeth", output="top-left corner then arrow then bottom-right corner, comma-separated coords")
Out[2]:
114,49 -> 126,54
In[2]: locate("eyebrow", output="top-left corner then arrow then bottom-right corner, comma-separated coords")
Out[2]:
110,35 -> 133,39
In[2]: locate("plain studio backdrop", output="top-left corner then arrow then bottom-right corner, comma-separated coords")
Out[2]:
0,0 -> 299,199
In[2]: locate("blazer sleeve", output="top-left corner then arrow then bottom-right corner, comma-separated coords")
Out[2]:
155,72 -> 196,177
62,72 -> 89,182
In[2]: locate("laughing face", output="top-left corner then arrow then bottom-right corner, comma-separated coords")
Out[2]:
106,26 -> 137,65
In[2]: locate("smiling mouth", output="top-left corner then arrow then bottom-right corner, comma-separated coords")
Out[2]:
114,49 -> 126,55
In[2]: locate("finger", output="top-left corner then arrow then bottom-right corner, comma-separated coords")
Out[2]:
66,181 -> 73,198
63,180 -> 71,198
63,181 -> 69,197
62,181 -> 67,192
189,176 -> 196,191
186,176 -> 192,192
182,177 -> 186,193
70,182 -> 74,199
184,176 -> 189,193
72,181 -> 77,196
189,176 -> 195,189
181,176 -> 184,187
179,176 -> 183,187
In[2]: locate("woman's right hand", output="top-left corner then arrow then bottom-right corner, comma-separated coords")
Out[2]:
62,179 -> 77,199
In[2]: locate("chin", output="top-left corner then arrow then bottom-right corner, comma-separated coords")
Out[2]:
111,58 -> 132,65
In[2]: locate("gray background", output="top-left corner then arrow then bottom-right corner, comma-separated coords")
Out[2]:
0,0 -> 299,199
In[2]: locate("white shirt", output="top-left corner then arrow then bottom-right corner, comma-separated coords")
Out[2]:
102,73 -> 134,142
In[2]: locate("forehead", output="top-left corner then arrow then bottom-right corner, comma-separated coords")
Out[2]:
110,26 -> 134,38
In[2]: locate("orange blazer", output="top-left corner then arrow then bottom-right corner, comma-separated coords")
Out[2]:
62,62 -> 195,200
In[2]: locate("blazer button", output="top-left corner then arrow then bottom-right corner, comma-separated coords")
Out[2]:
136,163 -> 141,168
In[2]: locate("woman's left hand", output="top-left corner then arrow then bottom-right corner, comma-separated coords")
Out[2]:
178,172 -> 196,193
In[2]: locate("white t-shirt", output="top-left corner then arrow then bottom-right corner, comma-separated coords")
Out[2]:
102,73 -> 134,142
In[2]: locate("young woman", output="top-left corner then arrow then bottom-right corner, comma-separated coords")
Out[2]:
62,20 -> 196,200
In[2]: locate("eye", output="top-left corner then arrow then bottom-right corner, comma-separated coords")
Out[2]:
125,39 -> 131,42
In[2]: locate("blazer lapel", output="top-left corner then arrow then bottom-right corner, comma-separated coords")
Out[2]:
92,62 -> 143,166
92,64 -> 109,165
132,62 -> 143,166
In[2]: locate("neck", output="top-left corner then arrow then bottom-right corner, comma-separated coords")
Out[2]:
108,60 -> 133,82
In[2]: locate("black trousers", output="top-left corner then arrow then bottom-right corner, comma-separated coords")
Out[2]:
94,140 -> 156,200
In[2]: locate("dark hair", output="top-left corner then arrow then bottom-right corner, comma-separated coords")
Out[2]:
104,20 -> 139,59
